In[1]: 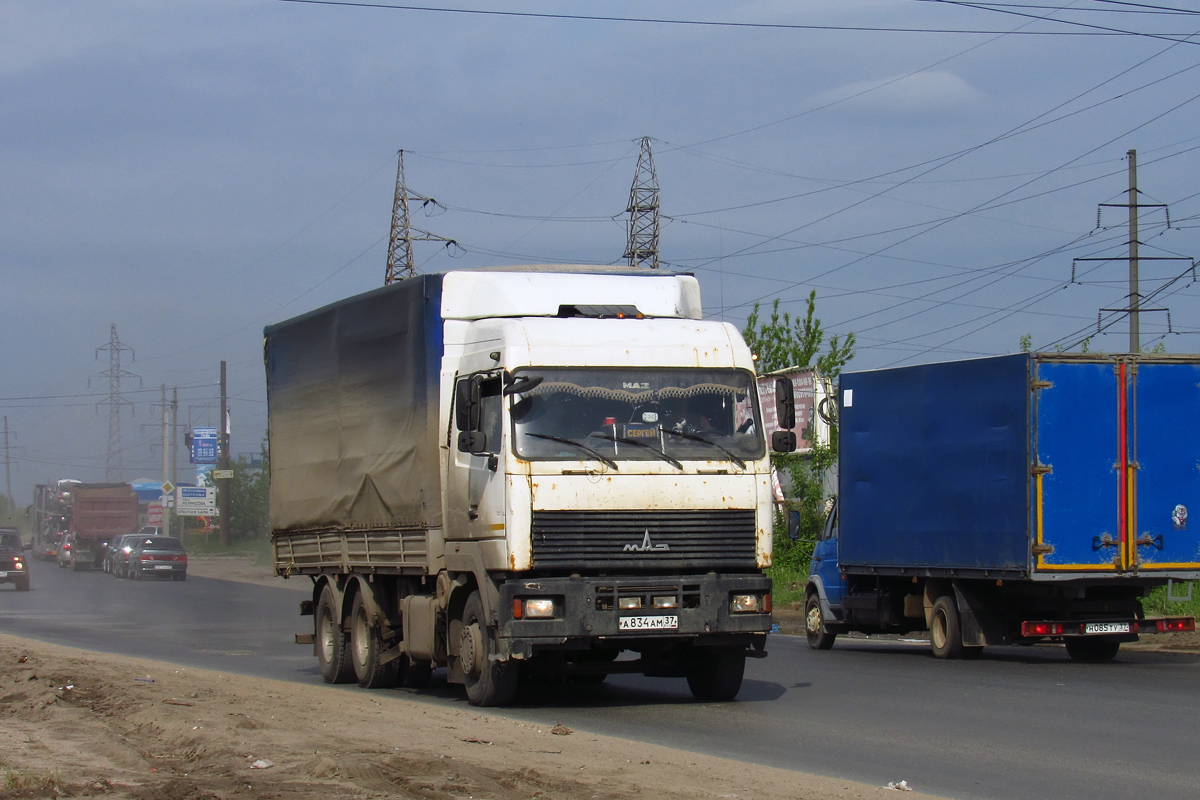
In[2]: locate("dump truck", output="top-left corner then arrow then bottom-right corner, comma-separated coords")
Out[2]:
66,483 -> 139,570
804,353 -> 1199,661
266,267 -> 786,705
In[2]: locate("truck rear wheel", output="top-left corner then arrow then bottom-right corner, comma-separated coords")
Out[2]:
805,594 -> 837,650
1065,637 -> 1120,663
316,588 -> 355,684
350,593 -> 398,689
686,646 -> 746,702
15,576 -> 30,591
460,592 -> 518,706
930,595 -> 964,659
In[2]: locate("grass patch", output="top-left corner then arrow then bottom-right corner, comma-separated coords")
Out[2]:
767,565 -> 809,609
1141,582 -> 1200,618
182,534 -> 272,564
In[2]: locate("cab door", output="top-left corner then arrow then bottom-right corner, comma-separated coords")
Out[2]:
447,370 -> 507,542
1130,361 -> 1200,571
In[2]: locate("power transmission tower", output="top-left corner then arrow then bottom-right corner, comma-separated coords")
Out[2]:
384,149 -> 457,284
624,136 -> 660,269
93,324 -> 139,481
1074,149 -> 1194,352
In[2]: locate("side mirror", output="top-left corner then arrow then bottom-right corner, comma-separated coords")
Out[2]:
457,430 -> 488,454
788,510 -> 801,541
771,430 -> 797,453
775,377 -> 796,430
455,376 -> 482,433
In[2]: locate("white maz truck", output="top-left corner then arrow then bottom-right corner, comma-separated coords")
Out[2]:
265,267 -> 785,705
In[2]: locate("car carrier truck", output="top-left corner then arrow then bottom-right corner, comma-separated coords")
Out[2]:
266,267 -> 784,705
804,353 -> 1199,661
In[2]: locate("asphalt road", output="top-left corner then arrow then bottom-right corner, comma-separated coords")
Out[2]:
4,561 -> 1199,800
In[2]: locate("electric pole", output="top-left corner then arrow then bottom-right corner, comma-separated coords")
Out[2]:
1127,149 -> 1140,354
3,416 -> 12,510
160,385 -> 171,538
384,149 -> 457,285
625,136 -> 660,269
93,324 -> 139,481
218,361 -> 230,547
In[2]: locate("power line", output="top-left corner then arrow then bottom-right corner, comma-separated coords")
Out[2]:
273,0 -> 1200,41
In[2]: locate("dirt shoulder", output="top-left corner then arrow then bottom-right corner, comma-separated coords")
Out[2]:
0,634 -> 943,800
185,555 -> 308,592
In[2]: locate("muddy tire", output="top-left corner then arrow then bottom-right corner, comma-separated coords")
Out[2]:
350,592 -> 398,689
15,576 -> 30,591
686,646 -> 746,702
460,592 -> 518,706
316,587 -> 355,684
1065,637 -> 1120,663
930,595 -> 964,659
805,594 -> 837,650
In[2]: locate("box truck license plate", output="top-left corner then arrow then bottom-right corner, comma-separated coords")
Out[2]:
619,615 -> 678,631
1085,622 -> 1129,634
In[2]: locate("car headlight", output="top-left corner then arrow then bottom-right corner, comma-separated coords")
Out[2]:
618,596 -> 643,610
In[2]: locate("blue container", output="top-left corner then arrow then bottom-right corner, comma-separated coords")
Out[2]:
838,354 -> 1200,579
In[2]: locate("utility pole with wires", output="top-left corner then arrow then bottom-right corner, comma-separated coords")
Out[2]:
1071,149 -> 1195,353
624,136 -> 660,269
384,149 -> 458,285
3,416 -> 13,510
92,324 -> 139,481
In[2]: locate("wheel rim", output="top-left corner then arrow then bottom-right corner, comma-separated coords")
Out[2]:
353,606 -> 370,668
460,623 -> 482,677
319,608 -> 337,663
931,609 -> 947,650
806,602 -> 822,635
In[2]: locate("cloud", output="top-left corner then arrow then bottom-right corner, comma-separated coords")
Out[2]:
814,70 -> 983,117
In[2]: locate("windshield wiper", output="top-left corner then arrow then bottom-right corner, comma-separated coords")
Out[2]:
593,434 -> 684,470
658,427 -> 746,469
525,433 -> 618,471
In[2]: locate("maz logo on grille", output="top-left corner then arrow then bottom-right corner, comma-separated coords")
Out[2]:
623,530 -> 670,552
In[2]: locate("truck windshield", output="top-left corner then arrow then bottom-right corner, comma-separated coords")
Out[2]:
510,368 -> 765,465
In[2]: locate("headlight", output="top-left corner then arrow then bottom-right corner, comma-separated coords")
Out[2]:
14,562 -> 24,571
618,596 -> 643,610
731,594 -> 768,613
652,595 -> 678,609
523,598 -> 556,619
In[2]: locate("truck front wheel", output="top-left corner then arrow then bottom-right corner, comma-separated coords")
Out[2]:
1065,637 -> 1120,663
686,646 -> 746,702
350,593 -> 398,689
460,592 -> 518,706
805,594 -> 837,650
930,595 -> 964,659
316,588 -> 355,684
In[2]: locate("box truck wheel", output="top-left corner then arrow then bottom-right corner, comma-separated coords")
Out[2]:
15,576 -> 30,591
1065,637 -> 1120,663
805,594 -> 837,650
460,592 -> 518,707
316,588 -> 355,684
686,646 -> 746,702
930,595 -> 964,659
350,593 -> 398,689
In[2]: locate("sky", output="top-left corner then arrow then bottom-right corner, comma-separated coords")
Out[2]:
4,0 -> 1200,504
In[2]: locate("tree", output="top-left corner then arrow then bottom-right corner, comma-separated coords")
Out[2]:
228,436 -> 270,541
742,291 -> 855,378
742,292 -> 855,578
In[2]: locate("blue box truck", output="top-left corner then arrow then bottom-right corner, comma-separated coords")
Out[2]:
804,353 -> 1198,661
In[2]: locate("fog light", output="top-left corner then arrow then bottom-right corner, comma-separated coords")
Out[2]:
524,598 -> 556,619
14,562 -> 25,570
731,594 -> 760,613
652,596 -> 677,609
618,596 -> 643,610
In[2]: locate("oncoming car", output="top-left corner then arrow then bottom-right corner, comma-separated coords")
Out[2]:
0,528 -> 31,591
127,537 -> 188,581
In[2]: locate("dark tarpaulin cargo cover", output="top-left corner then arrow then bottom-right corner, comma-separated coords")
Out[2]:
265,275 -> 445,533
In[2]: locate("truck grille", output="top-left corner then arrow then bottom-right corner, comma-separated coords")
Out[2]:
531,510 -> 757,571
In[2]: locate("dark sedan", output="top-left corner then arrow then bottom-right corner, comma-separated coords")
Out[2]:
0,529 -> 31,591
127,536 -> 188,581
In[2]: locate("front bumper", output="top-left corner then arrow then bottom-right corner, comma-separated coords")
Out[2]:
497,573 -> 772,658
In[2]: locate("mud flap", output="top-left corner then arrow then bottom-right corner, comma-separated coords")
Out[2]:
953,583 -> 1001,647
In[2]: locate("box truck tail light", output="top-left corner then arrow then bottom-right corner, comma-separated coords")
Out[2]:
1154,618 -> 1195,633
1021,621 -> 1064,637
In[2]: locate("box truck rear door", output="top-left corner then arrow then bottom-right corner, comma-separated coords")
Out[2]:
1130,361 -> 1200,571
1034,360 -> 1123,571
